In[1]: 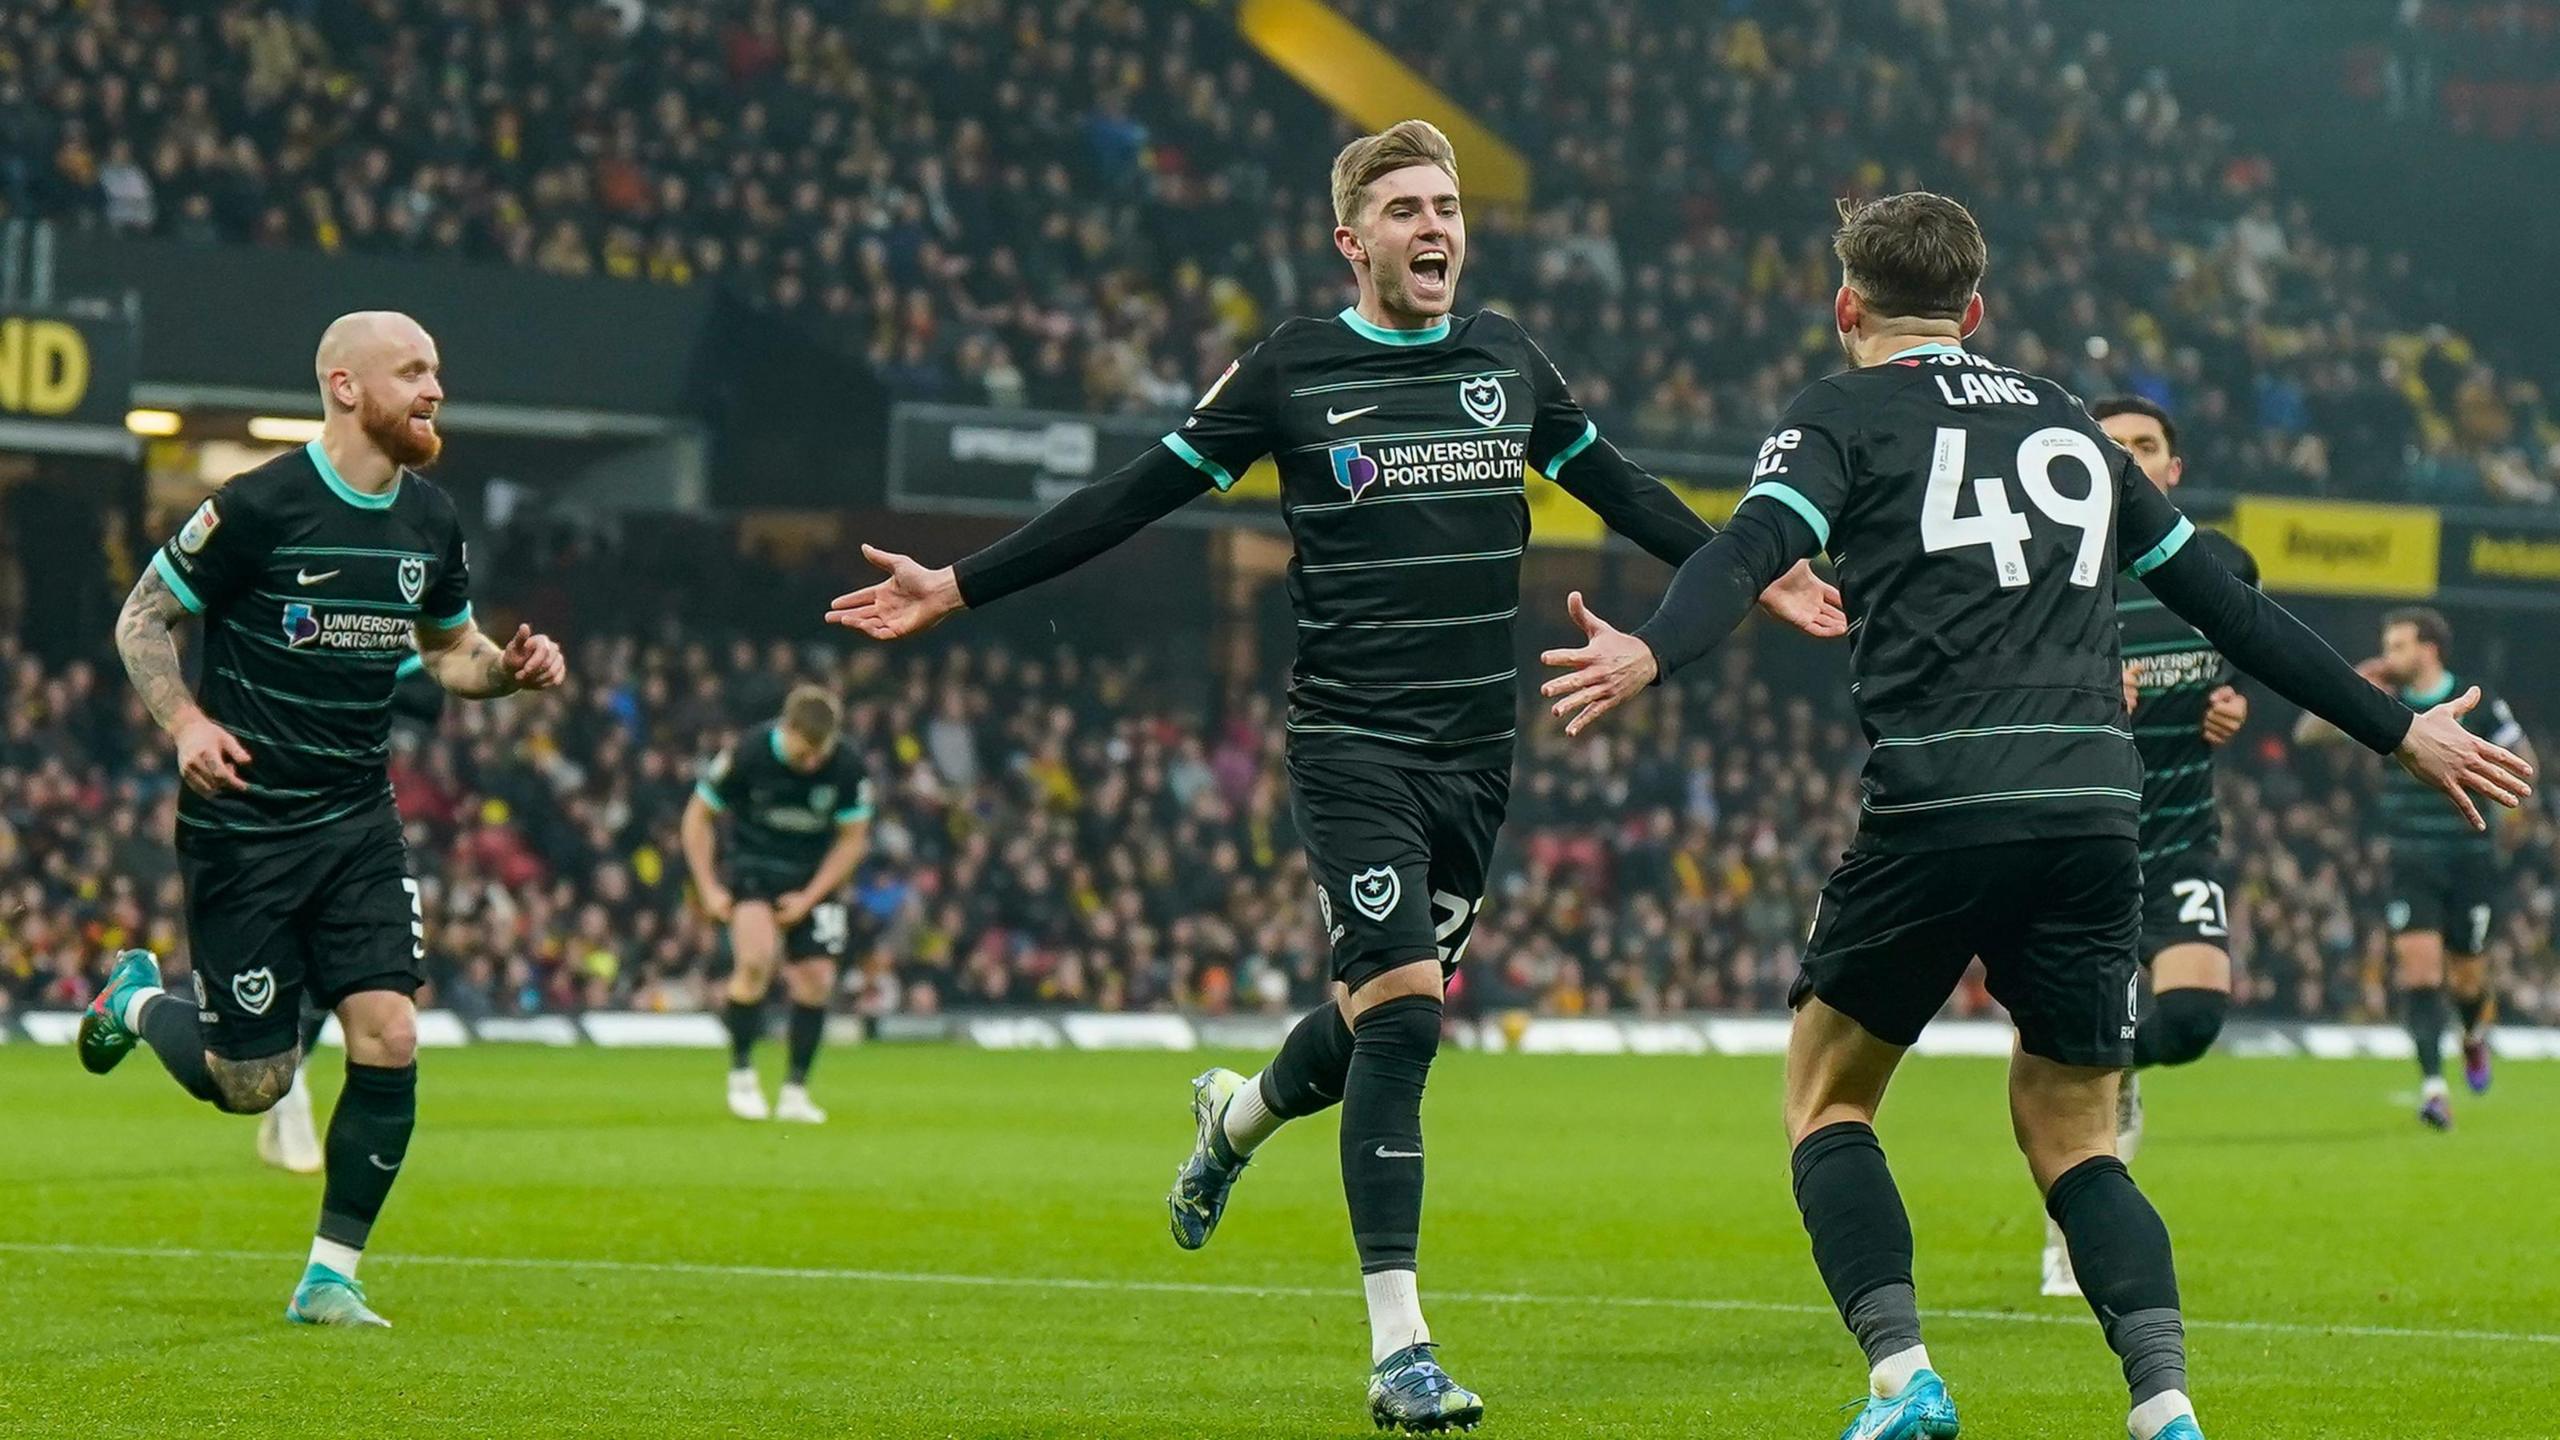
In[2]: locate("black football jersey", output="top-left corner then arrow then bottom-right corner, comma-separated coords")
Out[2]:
2121,527 -> 2258,866
1738,342 -> 2195,852
1167,306 -> 1706,771
696,723 -> 875,876
2380,672 -> 2523,856
152,441 -> 470,841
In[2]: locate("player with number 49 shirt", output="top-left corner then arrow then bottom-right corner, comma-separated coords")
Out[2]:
1541,192 -> 2533,1440
681,685 -> 873,1126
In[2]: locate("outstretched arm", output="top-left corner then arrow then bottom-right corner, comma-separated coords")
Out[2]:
2138,529 -> 2531,827
1548,436 -> 1845,638
826,449 -> 1212,639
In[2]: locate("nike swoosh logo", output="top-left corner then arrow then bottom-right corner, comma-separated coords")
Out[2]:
1374,1146 -> 1423,1159
1326,405 -> 1381,425
367,1154 -> 402,1172
296,569 -> 341,585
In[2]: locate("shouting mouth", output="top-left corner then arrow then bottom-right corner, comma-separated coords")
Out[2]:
1409,248 -> 1451,301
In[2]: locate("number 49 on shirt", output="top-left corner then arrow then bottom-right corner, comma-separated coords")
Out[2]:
1922,425 -> 2117,589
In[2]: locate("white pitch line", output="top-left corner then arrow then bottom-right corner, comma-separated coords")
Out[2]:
3,1242 -> 2553,1347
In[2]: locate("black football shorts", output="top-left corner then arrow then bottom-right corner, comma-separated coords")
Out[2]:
1288,756 -> 1509,993
178,809 -> 422,1061
1794,836 -> 2143,1068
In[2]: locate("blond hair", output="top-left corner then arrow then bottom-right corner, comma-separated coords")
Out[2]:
781,683 -> 842,743
1330,119 -> 1460,227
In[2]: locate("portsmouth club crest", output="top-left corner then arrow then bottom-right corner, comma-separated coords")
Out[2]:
232,966 -> 276,1016
1458,374 -> 1507,428
397,557 -> 428,605
1349,864 -> 1402,922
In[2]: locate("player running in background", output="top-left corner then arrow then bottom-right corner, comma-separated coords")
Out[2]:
2037,397 -> 2256,1298
2297,608 -> 2534,1129
1542,194 -> 2531,1440
79,311 -> 568,1327
680,684 -> 872,1124
828,119 -> 1843,1433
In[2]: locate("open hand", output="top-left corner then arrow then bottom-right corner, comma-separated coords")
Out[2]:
825,545 -> 964,640
1757,560 -> 1847,639
2394,687 -> 2535,831
1540,591 -> 1659,737
773,890 -> 817,928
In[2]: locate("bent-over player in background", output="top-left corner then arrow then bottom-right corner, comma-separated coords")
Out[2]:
1543,194 -> 2531,1440
79,311 -> 567,1327
826,119 -> 1843,1433
681,684 -> 872,1124
2039,396 -> 2257,1298
2297,607 -> 2534,1129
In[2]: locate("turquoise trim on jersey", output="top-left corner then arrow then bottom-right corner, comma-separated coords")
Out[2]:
769,728 -> 791,765
1544,420 -> 1600,478
1891,341 -> 1967,359
833,804 -> 874,824
2402,672 -> 2459,707
150,551 -> 205,614
1335,306 -> 1451,346
2126,517 -> 2194,578
425,603 -> 472,630
693,780 -> 727,813
1742,481 -> 1832,548
306,440 -> 401,510
1160,433 -> 1238,491
395,654 -> 426,680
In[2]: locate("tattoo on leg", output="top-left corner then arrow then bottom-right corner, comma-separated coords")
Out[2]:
209,1053 -> 298,1114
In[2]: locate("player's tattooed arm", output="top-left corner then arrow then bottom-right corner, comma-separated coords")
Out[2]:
115,566 -> 203,734
118,567 -> 255,795
415,619 -> 567,698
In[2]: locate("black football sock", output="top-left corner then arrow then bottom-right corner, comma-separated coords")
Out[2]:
785,1004 -> 826,1086
2132,987 -> 2228,1069
1792,1122 -> 1925,1371
2452,988 -> 2491,1037
317,1061 -> 418,1261
1218,1001 -> 1356,1166
2047,1155 -> 2186,1407
2404,986 -> 2448,1081
1340,994 -> 1441,1275
137,992 -> 223,1106
723,999 -> 764,1071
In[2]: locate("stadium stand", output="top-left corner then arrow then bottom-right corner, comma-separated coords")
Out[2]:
6,629 -> 2554,1026
5,0 -> 2552,500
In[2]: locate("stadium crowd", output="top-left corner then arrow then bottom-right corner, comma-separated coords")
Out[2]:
6,628 -> 2557,1029
4,0 -> 2554,503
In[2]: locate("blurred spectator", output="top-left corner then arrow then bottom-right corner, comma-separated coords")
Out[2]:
5,627 -> 2555,1028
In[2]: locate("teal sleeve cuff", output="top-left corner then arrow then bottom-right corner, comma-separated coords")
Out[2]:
693,781 -> 727,813
426,602 -> 473,630
1543,420 -> 1600,478
2126,517 -> 2195,578
1742,482 -> 1832,550
834,805 -> 874,824
151,551 -> 205,614
1160,433 -> 1239,491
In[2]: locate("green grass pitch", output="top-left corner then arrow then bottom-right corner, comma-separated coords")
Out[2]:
1,1042 -> 2553,1437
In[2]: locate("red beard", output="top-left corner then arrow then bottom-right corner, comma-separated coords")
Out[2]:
363,399 -> 443,469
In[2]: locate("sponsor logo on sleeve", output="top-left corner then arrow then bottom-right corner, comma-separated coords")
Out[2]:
177,500 -> 220,554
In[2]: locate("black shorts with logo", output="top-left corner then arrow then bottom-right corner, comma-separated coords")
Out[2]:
177,808 -> 421,1061
1793,836 -> 2143,1068
1288,756 -> 1509,993
2139,848 -> 2232,960
730,860 -> 853,961
2387,846 -> 2500,955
